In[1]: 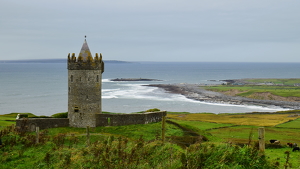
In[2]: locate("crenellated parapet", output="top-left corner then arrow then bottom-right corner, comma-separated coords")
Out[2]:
68,53 -> 104,72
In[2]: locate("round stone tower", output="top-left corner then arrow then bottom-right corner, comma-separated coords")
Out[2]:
67,37 -> 104,128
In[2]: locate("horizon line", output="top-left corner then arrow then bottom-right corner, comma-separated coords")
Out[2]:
0,58 -> 299,64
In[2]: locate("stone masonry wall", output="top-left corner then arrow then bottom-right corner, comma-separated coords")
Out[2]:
96,111 -> 167,126
16,118 -> 69,132
68,69 -> 102,128
15,111 -> 166,130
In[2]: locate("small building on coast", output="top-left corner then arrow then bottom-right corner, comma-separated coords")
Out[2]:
67,37 -> 104,128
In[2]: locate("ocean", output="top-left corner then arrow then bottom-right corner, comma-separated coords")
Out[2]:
1,61 -> 299,116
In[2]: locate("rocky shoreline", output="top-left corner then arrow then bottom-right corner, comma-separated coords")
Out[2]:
146,84 -> 300,110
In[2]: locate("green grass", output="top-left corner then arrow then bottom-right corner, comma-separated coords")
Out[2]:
206,85 -> 300,97
245,78 -> 300,86
2,111 -> 300,168
208,125 -> 300,144
276,117 -> 300,128
0,113 -> 36,129
167,119 -> 233,142
265,148 -> 300,168
94,123 -> 163,140
208,125 -> 257,143
0,113 -> 35,120
0,128 -> 277,168
0,121 -> 15,128
43,121 -> 185,141
93,122 -> 185,141
168,119 -> 233,130
46,127 -> 87,135
205,78 -> 300,98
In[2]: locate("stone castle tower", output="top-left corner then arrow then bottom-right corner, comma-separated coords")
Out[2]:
67,37 -> 104,128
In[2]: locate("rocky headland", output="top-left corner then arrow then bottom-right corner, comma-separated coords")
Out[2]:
146,83 -> 300,110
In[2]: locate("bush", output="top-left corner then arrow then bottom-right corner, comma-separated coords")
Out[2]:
51,112 -> 68,118
184,143 -> 277,168
146,108 -> 160,112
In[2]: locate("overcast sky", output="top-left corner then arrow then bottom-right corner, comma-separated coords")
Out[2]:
1,0 -> 300,62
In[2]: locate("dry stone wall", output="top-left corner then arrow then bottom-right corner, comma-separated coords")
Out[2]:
96,111 -> 167,126
16,118 -> 69,132
15,111 -> 167,130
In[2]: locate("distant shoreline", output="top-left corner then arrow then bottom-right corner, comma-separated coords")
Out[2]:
0,59 -> 130,64
111,78 -> 162,82
146,83 -> 300,110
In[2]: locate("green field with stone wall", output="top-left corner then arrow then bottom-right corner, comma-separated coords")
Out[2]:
1,110 -> 300,168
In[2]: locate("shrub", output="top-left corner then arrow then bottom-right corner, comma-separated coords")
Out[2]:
51,112 -> 68,118
146,108 -> 160,112
184,143 -> 277,168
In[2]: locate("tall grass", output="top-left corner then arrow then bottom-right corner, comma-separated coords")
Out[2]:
2,111 -> 300,168
0,123 -> 280,168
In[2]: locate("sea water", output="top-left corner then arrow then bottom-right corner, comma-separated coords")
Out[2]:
0,62 -> 299,116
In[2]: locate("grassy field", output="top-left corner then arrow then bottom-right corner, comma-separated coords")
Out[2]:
166,111 -> 300,168
0,113 -> 42,130
167,111 -> 300,126
206,85 -> 300,98
167,111 -> 300,143
245,78 -> 300,86
276,117 -> 300,128
205,78 -> 300,99
1,110 -> 300,168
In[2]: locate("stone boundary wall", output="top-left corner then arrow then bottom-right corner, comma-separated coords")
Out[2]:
96,111 -> 167,126
15,111 -> 167,130
16,118 -> 69,132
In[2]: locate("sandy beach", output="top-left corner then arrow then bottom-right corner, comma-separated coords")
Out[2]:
146,84 -> 300,110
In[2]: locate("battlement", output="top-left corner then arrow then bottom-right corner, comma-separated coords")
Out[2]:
67,53 -> 104,71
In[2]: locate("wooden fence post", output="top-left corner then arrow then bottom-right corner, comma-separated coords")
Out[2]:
162,116 -> 166,143
36,127 -> 39,144
86,126 -> 90,146
258,127 -> 265,153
